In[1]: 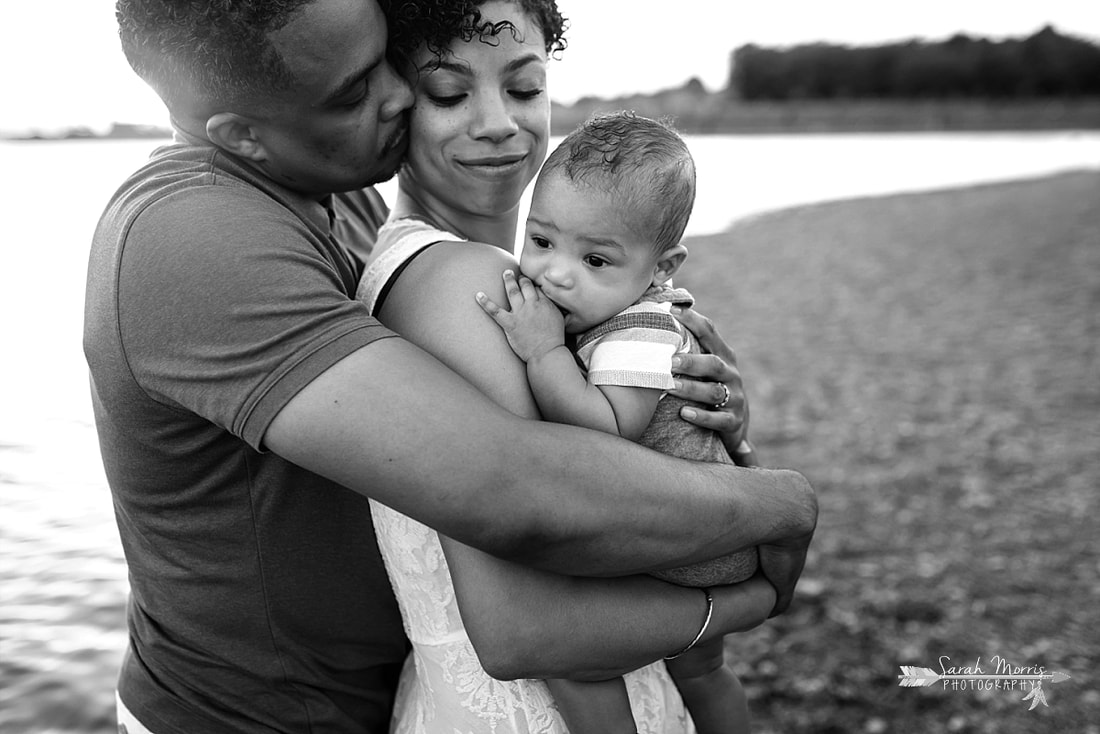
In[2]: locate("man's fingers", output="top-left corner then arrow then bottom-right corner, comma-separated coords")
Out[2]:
758,542 -> 810,617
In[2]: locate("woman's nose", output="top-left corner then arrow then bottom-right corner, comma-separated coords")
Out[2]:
471,93 -> 519,142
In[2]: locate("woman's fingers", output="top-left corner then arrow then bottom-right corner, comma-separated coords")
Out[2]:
672,306 -> 738,367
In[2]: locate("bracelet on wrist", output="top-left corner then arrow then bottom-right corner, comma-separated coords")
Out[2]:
664,587 -> 714,660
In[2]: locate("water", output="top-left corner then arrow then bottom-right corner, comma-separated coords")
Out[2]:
0,132 -> 1098,730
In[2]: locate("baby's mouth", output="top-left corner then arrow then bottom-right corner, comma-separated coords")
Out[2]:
541,292 -> 569,318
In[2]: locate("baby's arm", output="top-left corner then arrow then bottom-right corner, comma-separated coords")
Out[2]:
476,270 -> 659,439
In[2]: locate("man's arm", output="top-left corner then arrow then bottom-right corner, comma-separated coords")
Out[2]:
264,246 -> 816,584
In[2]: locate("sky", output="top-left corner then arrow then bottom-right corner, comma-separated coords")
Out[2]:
2,0 -> 1098,135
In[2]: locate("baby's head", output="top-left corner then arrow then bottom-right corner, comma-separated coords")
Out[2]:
521,112 -> 696,333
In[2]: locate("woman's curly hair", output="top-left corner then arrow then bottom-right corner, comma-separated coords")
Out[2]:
382,0 -> 567,70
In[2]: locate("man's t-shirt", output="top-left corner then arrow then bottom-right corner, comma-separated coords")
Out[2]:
84,142 -> 407,733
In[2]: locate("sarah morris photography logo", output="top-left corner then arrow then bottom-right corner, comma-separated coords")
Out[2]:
898,656 -> 1071,711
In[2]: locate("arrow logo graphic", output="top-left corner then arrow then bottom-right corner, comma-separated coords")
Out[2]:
897,666 -> 1071,710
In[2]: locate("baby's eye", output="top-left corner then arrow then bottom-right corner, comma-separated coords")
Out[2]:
530,236 -> 552,250
584,255 -> 610,269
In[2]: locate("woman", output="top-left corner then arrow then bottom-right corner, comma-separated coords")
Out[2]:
360,2 -> 773,731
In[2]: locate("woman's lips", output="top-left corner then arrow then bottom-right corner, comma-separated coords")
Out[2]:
456,153 -> 528,178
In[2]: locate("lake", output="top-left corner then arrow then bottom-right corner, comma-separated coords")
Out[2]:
0,132 -> 1098,731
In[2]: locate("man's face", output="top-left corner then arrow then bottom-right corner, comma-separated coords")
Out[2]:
252,0 -> 414,196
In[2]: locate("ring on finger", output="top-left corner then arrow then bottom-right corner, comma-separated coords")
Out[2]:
714,383 -> 731,409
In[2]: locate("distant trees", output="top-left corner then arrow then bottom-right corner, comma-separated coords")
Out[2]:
730,26 -> 1100,100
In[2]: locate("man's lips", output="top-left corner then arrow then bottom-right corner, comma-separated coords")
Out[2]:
384,125 -> 408,156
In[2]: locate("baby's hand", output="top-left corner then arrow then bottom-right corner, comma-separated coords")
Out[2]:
475,270 -> 565,363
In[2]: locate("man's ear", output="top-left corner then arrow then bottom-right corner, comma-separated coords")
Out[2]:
652,244 -> 688,285
206,113 -> 267,161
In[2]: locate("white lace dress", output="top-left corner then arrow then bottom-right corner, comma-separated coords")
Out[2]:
356,218 -> 694,734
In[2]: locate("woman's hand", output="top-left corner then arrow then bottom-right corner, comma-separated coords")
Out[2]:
669,305 -> 757,466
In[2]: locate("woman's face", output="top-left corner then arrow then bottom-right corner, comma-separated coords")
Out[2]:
401,0 -> 550,221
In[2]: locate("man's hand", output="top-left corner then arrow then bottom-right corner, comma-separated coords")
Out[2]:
476,270 -> 565,363
757,476 -> 818,616
669,305 -> 756,465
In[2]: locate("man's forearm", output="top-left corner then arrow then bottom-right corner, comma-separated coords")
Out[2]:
498,424 -> 815,576
266,337 -> 814,577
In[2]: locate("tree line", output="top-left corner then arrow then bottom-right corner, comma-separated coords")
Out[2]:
730,26 -> 1100,100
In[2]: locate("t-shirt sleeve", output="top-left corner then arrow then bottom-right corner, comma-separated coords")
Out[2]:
576,304 -> 685,390
117,185 -> 395,450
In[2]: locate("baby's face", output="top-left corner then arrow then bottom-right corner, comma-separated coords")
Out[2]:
520,172 -> 662,334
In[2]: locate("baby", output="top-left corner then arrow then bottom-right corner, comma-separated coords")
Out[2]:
477,112 -> 756,734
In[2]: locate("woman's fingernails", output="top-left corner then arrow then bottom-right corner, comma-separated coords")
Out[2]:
682,408 -> 697,420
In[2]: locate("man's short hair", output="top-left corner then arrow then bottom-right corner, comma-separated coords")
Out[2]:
116,0 -> 316,113
539,111 -> 696,253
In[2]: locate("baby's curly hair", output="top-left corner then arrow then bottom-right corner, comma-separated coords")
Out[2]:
116,0 -> 314,113
382,0 -> 567,70
539,112 -> 697,254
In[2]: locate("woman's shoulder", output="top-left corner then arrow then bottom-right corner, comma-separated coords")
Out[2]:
422,239 -> 517,276
377,231 -> 517,325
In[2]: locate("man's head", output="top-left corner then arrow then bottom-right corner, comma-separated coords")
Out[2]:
520,112 -> 695,333
116,0 -> 414,196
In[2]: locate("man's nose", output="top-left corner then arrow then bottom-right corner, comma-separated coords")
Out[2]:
379,61 -> 414,120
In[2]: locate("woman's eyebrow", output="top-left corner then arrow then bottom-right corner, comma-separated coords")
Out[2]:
504,53 -> 544,73
418,59 -> 471,75
417,52 -> 544,76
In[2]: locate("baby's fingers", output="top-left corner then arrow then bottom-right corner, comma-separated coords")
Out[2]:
516,273 -> 541,302
475,291 -> 512,328
501,270 -> 529,310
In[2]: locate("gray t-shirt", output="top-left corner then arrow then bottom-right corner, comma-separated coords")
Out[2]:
84,142 -> 406,733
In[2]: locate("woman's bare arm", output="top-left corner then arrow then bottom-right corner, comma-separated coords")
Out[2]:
372,240 -> 775,677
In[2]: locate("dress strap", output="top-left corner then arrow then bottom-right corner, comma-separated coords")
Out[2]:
356,218 -> 465,315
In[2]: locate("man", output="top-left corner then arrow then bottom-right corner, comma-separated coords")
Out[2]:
88,1 -> 816,731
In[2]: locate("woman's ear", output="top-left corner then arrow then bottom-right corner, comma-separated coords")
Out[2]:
206,113 -> 266,161
652,244 -> 688,285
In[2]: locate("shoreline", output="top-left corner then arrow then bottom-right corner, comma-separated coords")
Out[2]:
2,167 -> 1098,734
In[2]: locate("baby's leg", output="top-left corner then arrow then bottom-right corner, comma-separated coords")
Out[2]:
665,636 -> 750,734
546,677 -> 636,734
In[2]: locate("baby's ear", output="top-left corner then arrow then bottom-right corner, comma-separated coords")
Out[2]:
652,244 -> 688,285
